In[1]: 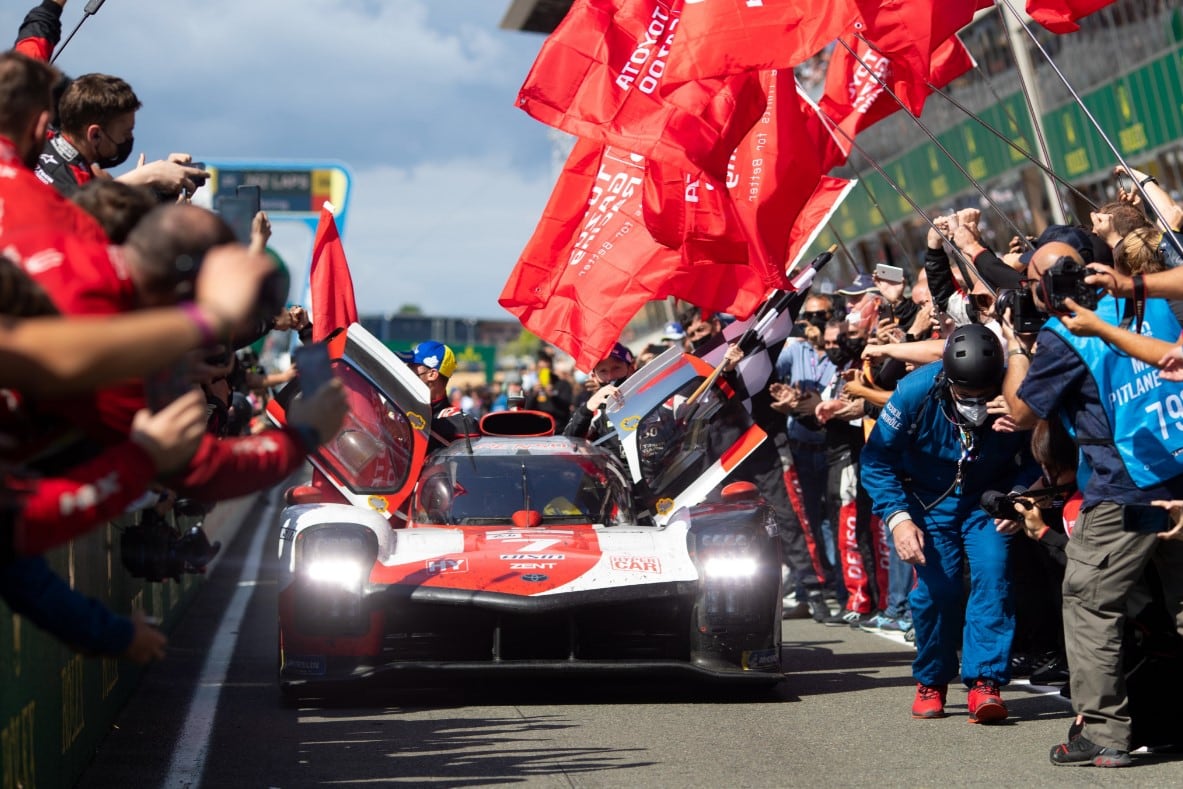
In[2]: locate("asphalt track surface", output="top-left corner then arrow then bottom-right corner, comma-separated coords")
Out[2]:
78,493 -> 1182,788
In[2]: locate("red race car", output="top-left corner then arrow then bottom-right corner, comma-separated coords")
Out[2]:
270,327 -> 783,700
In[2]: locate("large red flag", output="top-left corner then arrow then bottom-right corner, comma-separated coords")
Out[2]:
819,34 -> 975,163
663,0 -> 859,83
641,73 -> 855,290
727,73 -> 836,279
784,176 -> 856,274
516,0 -> 766,179
501,140 -> 764,369
852,0 -> 989,116
309,203 -> 358,343
641,160 -> 754,274
1026,0 -> 1115,34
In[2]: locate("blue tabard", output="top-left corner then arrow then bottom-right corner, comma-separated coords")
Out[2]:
1046,295 -> 1183,489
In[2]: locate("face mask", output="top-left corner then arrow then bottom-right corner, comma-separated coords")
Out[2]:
838,334 -> 865,360
824,347 -> 849,367
95,130 -> 133,169
954,397 -> 990,427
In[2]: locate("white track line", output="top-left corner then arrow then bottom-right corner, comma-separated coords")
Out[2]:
162,495 -> 277,789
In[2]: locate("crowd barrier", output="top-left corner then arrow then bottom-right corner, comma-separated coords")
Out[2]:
0,494 -> 260,789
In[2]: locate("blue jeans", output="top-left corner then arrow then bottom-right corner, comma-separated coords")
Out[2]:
910,511 -> 1013,688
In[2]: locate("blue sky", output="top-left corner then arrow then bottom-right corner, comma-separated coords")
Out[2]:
4,0 -> 557,318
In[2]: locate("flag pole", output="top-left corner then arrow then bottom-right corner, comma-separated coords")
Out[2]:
845,158 -> 918,267
995,0 -> 1183,260
924,80 -> 1097,211
994,2 -> 1070,223
817,108 -> 994,298
828,226 -> 864,279
684,244 -> 838,407
842,36 -> 1034,252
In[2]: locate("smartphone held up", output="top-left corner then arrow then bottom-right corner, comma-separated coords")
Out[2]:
292,342 -> 335,398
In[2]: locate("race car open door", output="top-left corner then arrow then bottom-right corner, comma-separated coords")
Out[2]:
267,323 -> 431,522
605,346 -> 766,524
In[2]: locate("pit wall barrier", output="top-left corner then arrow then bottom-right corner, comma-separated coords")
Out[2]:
0,494 -> 259,788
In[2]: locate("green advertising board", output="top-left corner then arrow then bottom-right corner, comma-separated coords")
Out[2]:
806,42 -> 1183,260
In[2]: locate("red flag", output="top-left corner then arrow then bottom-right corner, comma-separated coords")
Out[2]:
819,34 -> 974,161
641,160 -> 752,270
516,0 -> 766,179
852,0 -> 988,115
663,0 -> 859,83
641,73 -> 855,291
784,176 -> 856,274
309,204 -> 358,343
727,74 -> 839,280
501,140 -> 764,370
1026,0 -> 1115,34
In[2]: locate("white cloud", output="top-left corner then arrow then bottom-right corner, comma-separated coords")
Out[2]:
270,157 -> 555,318
4,0 -> 560,319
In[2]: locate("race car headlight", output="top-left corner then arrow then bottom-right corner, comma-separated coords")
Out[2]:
305,558 -> 367,590
295,525 -> 378,590
703,556 -> 758,579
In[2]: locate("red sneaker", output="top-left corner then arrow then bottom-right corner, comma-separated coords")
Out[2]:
911,683 -> 948,719
968,679 -> 1008,724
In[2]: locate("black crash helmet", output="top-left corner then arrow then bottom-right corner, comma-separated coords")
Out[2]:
942,324 -> 1004,389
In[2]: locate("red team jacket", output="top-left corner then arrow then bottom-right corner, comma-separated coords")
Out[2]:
0,137 -> 307,553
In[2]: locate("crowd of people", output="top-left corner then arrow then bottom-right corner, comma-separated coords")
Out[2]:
2,2 -> 348,664
4,0 -> 1183,775
488,169 -> 1183,766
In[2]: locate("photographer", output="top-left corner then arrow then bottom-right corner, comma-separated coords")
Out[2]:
6,202 -> 347,505
1004,238 -> 1183,767
991,419 -> 1079,686
1057,228 -> 1183,371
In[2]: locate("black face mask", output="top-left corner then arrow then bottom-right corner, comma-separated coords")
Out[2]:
837,334 -> 865,363
824,347 -> 849,367
95,131 -> 133,169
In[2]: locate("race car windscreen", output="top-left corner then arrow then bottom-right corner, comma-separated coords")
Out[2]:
414,453 -> 634,526
313,365 -> 416,495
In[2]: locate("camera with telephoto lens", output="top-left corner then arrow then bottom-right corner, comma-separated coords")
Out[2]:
997,288 -> 1048,334
121,505 -> 220,583
979,488 -> 1028,521
980,485 -> 1071,521
1042,256 -> 1101,312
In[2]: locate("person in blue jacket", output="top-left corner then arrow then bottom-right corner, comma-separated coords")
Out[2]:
861,323 -> 1035,723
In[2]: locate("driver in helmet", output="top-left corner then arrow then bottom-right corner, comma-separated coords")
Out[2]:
860,324 -> 1037,724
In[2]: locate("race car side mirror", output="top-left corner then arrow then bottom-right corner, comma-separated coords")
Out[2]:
512,509 -> 544,528
720,481 -> 760,503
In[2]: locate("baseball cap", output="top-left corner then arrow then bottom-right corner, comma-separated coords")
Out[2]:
837,273 -> 879,296
661,321 -> 685,341
397,340 -> 456,378
604,342 -> 635,366
1018,224 -> 1096,265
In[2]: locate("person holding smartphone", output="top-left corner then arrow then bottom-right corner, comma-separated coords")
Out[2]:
871,262 -> 921,340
